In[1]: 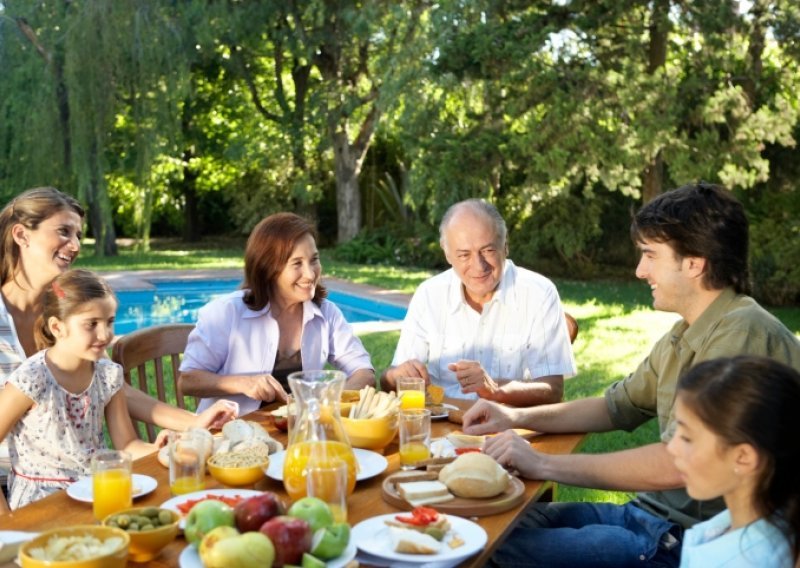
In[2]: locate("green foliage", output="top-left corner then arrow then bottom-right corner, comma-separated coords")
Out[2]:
331,223 -> 445,269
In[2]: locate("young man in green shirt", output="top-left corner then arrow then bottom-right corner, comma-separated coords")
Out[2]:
462,182 -> 800,567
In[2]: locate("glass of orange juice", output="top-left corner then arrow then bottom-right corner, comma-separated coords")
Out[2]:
397,377 -> 426,410
169,430 -> 206,495
306,460 -> 348,523
91,449 -> 132,520
398,408 -> 431,470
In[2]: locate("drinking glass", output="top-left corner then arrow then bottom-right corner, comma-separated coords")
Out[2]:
398,408 -> 431,470
169,430 -> 206,495
397,377 -> 426,410
306,460 -> 349,523
92,449 -> 132,520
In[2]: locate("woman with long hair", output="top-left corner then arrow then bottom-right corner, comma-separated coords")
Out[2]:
179,212 -> 374,416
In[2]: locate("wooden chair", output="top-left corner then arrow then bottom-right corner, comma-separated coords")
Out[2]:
565,312 -> 579,344
111,323 -> 195,443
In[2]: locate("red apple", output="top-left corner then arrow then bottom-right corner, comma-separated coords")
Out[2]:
260,515 -> 312,567
235,492 -> 286,533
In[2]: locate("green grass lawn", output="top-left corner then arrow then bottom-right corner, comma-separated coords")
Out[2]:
93,243 -> 800,505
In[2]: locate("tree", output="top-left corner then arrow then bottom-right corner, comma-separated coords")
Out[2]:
216,0 -> 431,242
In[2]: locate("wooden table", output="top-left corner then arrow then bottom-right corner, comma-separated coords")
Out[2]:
0,400 -> 585,567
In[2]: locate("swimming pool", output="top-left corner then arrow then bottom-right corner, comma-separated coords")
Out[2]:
114,279 -> 408,334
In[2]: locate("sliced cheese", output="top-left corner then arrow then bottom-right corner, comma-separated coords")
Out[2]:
390,527 -> 442,555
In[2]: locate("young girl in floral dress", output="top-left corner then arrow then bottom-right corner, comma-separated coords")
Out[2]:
0,269 -> 155,512
668,356 -> 799,567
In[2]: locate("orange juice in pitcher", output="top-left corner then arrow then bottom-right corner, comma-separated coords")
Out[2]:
283,440 -> 357,501
283,371 -> 357,502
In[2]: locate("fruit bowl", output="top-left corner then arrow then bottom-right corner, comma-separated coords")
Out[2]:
19,525 -> 130,568
207,452 -> 270,487
103,507 -> 180,562
341,414 -> 397,451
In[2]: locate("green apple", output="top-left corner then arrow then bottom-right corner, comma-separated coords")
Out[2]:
310,523 -> 350,560
185,500 -> 236,545
287,497 -> 334,533
301,552 -> 326,568
200,527 -> 275,568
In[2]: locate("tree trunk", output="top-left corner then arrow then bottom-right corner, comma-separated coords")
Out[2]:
181,146 -> 202,242
84,139 -> 118,257
331,127 -> 362,243
642,0 -> 669,203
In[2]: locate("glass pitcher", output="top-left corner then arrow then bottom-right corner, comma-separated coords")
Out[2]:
283,370 -> 357,501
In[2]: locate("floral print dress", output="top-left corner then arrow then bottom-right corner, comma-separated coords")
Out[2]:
6,350 -> 122,509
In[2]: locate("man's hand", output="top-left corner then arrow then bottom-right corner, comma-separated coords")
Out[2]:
483,430 -> 546,479
448,360 -> 499,399
241,375 -> 288,403
382,359 -> 430,391
462,398 -> 519,435
195,399 -> 239,430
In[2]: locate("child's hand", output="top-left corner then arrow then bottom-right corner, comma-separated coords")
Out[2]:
154,429 -> 173,449
195,400 -> 239,430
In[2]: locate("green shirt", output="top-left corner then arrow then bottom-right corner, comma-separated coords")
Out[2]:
605,287 -> 800,528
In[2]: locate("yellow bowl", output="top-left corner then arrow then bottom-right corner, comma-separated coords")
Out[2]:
102,507 -> 180,563
20,525 -> 129,568
207,453 -> 269,487
342,415 -> 398,451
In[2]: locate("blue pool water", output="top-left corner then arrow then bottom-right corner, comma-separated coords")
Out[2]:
114,279 -> 407,334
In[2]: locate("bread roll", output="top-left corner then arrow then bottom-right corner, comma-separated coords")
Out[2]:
438,452 -> 510,498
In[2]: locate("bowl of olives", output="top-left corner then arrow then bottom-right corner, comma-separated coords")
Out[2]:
103,507 -> 180,562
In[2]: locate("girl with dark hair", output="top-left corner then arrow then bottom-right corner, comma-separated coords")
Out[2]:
0,270 -> 155,512
668,356 -> 799,567
179,212 -> 375,416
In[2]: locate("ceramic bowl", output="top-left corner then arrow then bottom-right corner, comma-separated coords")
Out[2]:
342,414 -> 397,451
102,507 -> 180,563
19,525 -> 129,568
207,453 -> 269,487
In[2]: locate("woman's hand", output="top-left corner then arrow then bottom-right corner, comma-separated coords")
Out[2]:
242,375 -> 288,403
194,400 -> 239,430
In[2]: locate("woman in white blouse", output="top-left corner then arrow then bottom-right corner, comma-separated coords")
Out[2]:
178,212 -> 375,416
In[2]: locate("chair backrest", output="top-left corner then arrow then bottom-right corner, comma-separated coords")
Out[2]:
111,323 -> 195,443
565,312 -> 579,345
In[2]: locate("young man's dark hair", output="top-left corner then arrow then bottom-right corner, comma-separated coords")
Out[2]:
631,182 -> 750,295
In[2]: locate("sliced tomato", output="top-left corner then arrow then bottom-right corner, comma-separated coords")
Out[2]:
454,447 -> 482,455
395,506 -> 441,526
176,494 -> 245,515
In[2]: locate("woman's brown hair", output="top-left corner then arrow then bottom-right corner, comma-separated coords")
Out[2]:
0,187 -> 85,285
242,213 -> 327,311
34,269 -> 117,349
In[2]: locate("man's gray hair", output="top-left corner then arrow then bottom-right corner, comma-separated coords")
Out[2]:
439,199 -> 507,251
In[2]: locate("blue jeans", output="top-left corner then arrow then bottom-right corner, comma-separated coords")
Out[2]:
489,502 -> 682,568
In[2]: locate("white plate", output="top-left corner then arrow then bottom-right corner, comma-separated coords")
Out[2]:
160,488 -> 263,529
65,474 -> 158,503
266,448 -> 388,482
179,539 -> 358,568
428,403 -> 459,420
0,531 -> 37,563
351,513 -> 486,564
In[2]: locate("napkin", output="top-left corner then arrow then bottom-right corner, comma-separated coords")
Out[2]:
0,531 -> 37,564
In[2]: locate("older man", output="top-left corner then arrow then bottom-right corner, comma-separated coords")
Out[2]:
381,199 -> 576,406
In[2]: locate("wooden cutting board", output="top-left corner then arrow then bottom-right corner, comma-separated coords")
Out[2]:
449,428 -> 541,441
381,472 -> 525,517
